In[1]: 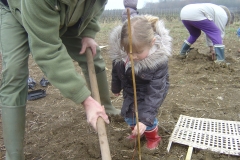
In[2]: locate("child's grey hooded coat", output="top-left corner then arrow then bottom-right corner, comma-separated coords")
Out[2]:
109,19 -> 172,126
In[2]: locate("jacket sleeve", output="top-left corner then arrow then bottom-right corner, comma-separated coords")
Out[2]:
80,17 -> 99,39
139,64 -> 169,126
21,1 -> 90,104
111,62 -> 122,94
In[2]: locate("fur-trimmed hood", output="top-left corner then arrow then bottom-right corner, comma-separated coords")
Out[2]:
109,19 -> 172,74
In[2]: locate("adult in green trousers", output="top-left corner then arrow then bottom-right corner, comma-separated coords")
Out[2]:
0,0 -> 120,159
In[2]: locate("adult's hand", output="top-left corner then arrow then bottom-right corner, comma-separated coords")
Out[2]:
82,96 -> 109,131
209,46 -> 215,61
80,37 -> 98,56
132,122 -> 147,136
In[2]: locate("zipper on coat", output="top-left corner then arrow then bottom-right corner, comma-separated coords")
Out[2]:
54,0 -> 60,11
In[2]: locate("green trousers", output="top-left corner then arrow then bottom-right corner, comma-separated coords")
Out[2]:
0,5 -> 27,160
0,5 -> 29,106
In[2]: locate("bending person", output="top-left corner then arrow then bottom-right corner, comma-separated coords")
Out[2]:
179,3 -> 234,63
0,0 -> 120,159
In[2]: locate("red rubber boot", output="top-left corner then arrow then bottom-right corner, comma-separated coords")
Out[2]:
144,126 -> 161,150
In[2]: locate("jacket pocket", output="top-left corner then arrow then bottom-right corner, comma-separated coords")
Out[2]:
10,7 -> 23,26
139,72 -> 153,81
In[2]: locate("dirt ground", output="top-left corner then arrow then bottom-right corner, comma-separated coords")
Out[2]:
0,19 -> 240,160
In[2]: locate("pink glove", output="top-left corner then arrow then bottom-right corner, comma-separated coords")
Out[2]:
209,46 -> 215,61
132,122 -> 147,136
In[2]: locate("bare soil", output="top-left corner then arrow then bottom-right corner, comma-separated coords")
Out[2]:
0,19 -> 240,160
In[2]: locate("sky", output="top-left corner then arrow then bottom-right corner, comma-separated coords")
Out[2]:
105,0 -> 159,10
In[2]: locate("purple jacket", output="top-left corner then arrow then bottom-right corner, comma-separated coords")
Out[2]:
122,0 -> 138,22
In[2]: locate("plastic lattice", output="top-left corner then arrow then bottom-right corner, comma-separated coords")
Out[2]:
167,115 -> 240,156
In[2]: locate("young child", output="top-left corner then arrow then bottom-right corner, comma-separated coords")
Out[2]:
109,15 -> 172,151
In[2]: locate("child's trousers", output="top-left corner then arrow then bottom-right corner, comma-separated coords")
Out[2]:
124,117 -> 158,131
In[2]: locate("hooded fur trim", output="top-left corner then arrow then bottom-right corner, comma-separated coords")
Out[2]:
109,19 -> 172,74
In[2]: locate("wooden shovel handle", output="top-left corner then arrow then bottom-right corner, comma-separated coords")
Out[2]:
86,48 -> 111,160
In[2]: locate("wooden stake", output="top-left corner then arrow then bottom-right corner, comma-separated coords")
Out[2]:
185,146 -> 193,160
127,8 -> 142,160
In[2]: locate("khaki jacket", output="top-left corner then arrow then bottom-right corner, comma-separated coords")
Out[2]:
8,0 -> 107,37
5,0 -> 107,104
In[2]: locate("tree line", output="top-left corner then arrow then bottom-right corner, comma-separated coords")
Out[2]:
148,0 -> 240,9
100,0 -> 240,22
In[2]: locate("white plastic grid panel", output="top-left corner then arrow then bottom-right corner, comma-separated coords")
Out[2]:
167,115 -> 240,156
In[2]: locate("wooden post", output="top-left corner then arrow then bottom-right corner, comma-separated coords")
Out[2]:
127,8 -> 142,160
185,146 -> 193,160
